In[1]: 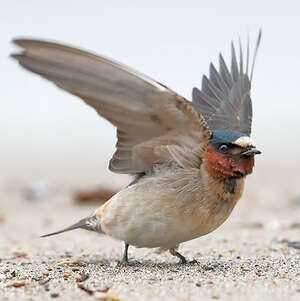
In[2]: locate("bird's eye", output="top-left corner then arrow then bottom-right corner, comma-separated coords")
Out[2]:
219,144 -> 228,154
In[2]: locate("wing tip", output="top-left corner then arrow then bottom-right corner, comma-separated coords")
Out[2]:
10,53 -> 20,60
250,29 -> 263,81
11,38 -> 23,46
11,38 -> 36,48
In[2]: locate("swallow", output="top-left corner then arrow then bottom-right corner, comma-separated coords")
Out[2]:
11,31 -> 262,263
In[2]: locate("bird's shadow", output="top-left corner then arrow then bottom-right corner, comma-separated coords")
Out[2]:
82,257 -> 199,269
82,256 -> 231,272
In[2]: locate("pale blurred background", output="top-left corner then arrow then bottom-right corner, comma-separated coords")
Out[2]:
1,4 -> 300,300
1,0 -> 299,185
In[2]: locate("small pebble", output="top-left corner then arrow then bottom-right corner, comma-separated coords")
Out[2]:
6,281 -> 26,288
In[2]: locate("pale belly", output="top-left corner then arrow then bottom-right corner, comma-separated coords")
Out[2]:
98,176 -> 238,249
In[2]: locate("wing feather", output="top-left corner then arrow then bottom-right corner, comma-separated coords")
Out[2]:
12,39 -> 211,174
192,31 -> 261,136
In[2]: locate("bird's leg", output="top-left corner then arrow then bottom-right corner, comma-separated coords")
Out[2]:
119,243 -> 141,265
169,248 -> 187,264
122,243 -> 129,264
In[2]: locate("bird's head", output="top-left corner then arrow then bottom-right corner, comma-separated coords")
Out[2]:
202,130 -> 261,180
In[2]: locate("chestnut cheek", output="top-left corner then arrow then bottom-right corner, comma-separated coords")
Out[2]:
233,157 -> 255,175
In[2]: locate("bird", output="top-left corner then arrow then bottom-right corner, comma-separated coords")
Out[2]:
11,31 -> 262,264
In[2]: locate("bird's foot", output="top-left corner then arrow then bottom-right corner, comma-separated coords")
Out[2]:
119,258 -> 141,266
169,248 -> 187,264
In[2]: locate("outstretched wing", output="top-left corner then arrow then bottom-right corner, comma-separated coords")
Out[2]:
12,39 -> 211,174
192,31 -> 261,136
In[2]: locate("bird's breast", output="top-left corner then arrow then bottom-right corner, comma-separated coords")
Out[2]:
97,167 -> 245,248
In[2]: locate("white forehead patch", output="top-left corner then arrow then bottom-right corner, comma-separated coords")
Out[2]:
232,136 -> 255,148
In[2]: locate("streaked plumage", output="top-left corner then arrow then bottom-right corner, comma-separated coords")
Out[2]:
12,31 -> 261,263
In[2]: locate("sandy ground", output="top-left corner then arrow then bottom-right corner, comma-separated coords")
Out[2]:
1,161 -> 300,301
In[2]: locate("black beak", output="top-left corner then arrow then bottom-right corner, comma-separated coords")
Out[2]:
241,148 -> 262,157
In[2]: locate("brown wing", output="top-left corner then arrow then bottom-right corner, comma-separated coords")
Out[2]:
192,31 -> 261,136
11,39 -> 211,174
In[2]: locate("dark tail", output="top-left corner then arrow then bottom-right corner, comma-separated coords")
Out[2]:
41,216 -> 100,238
